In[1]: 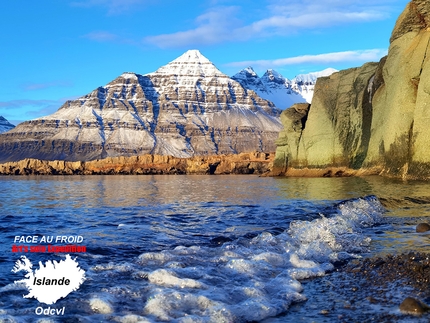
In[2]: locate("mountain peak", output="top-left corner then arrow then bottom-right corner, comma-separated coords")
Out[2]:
231,67 -> 259,82
262,69 -> 288,84
173,49 -> 211,64
151,49 -> 223,77
243,66 -> 258,77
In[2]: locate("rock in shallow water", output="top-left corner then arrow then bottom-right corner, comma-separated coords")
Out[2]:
399,297 -> 430,315
416,223 -> 430,233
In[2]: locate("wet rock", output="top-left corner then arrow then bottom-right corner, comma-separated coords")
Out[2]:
366,296 -> 379,304
416,223 -> 430,232
288,252 -> 430,322
399,297 -> 430,315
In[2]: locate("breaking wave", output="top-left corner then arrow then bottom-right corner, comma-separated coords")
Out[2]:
89,195 -> 385,322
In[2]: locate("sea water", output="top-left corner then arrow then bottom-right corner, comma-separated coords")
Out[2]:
0,175 -> 429,322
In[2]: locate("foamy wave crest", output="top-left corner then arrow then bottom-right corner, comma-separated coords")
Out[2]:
70,196 -> 385,322
130,195 -> 384,322
289,195 -> 384,263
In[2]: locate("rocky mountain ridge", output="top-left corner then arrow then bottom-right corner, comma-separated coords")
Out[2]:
0,116 -> 15,133
0,50 -> 282,163
232,67 -> 337,109
273,0 -> 430,180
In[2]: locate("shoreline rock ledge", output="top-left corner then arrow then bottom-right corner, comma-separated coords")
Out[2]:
0,152 -> 274,175
272,0 -> 430,180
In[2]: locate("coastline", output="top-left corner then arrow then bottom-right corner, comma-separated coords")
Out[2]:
270,166 -> 383,178
0,154 -> 397,179
0,152 -> 274,175
285,252 -> 430,322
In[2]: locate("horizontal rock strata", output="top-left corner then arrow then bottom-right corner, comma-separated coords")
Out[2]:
0,50 -> 281,163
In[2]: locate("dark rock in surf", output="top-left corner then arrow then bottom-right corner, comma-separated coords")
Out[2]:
399,297 -> 430,315
416,223 -> 430,233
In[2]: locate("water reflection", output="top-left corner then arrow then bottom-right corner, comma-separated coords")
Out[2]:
2,175 -> 430,257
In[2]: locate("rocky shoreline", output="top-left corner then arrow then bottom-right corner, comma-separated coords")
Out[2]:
0,152 -> 274,175
0,153 -> 410,178
285,220 -> 430,322
285,252 -> 430,322
270,166 -> 383,178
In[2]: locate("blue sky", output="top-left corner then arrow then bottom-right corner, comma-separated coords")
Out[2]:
1,0 -> 408,125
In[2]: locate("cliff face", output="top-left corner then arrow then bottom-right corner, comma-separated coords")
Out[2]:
274,0 -> 430,179
0,50 -> 282,163
365,0 -> 430,178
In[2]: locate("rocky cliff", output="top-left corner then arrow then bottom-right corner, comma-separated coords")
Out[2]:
0,152 -> 274,175
0,50 -> 282,163
273,0 -> 430,180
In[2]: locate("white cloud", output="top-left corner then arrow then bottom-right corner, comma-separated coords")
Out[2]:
225,49 -> 388,69
145,6 -> 242,48
144,0 -> 395,48
247,11 -> 385,34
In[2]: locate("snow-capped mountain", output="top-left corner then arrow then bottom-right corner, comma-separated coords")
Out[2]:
292,68 -> 338,103
0,50 -> 282,162
232,67 -> 338,108
0,116 -> 15,133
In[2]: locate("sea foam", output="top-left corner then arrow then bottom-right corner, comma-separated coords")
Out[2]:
132,196 -> 384,322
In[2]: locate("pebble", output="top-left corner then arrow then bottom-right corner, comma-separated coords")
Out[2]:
399,297 -> 429,315
416,223 -> 430,233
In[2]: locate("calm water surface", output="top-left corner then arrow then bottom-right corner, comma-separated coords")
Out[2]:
0,175 -> 429,322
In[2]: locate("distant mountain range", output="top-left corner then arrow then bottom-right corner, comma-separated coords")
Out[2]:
232,67 -> 337,109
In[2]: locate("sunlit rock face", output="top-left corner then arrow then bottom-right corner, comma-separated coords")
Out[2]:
0,50 -> 282,162
273,0 -> 430,180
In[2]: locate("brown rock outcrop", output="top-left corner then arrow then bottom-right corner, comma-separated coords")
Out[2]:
0,152 -> 274,176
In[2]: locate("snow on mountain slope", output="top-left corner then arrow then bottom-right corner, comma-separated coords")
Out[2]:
232,67 -> 338,108
0,50 -> 282,162
292,68 -> 339,103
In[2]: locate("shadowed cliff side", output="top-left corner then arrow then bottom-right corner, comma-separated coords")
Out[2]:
273,0 -> 430,180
